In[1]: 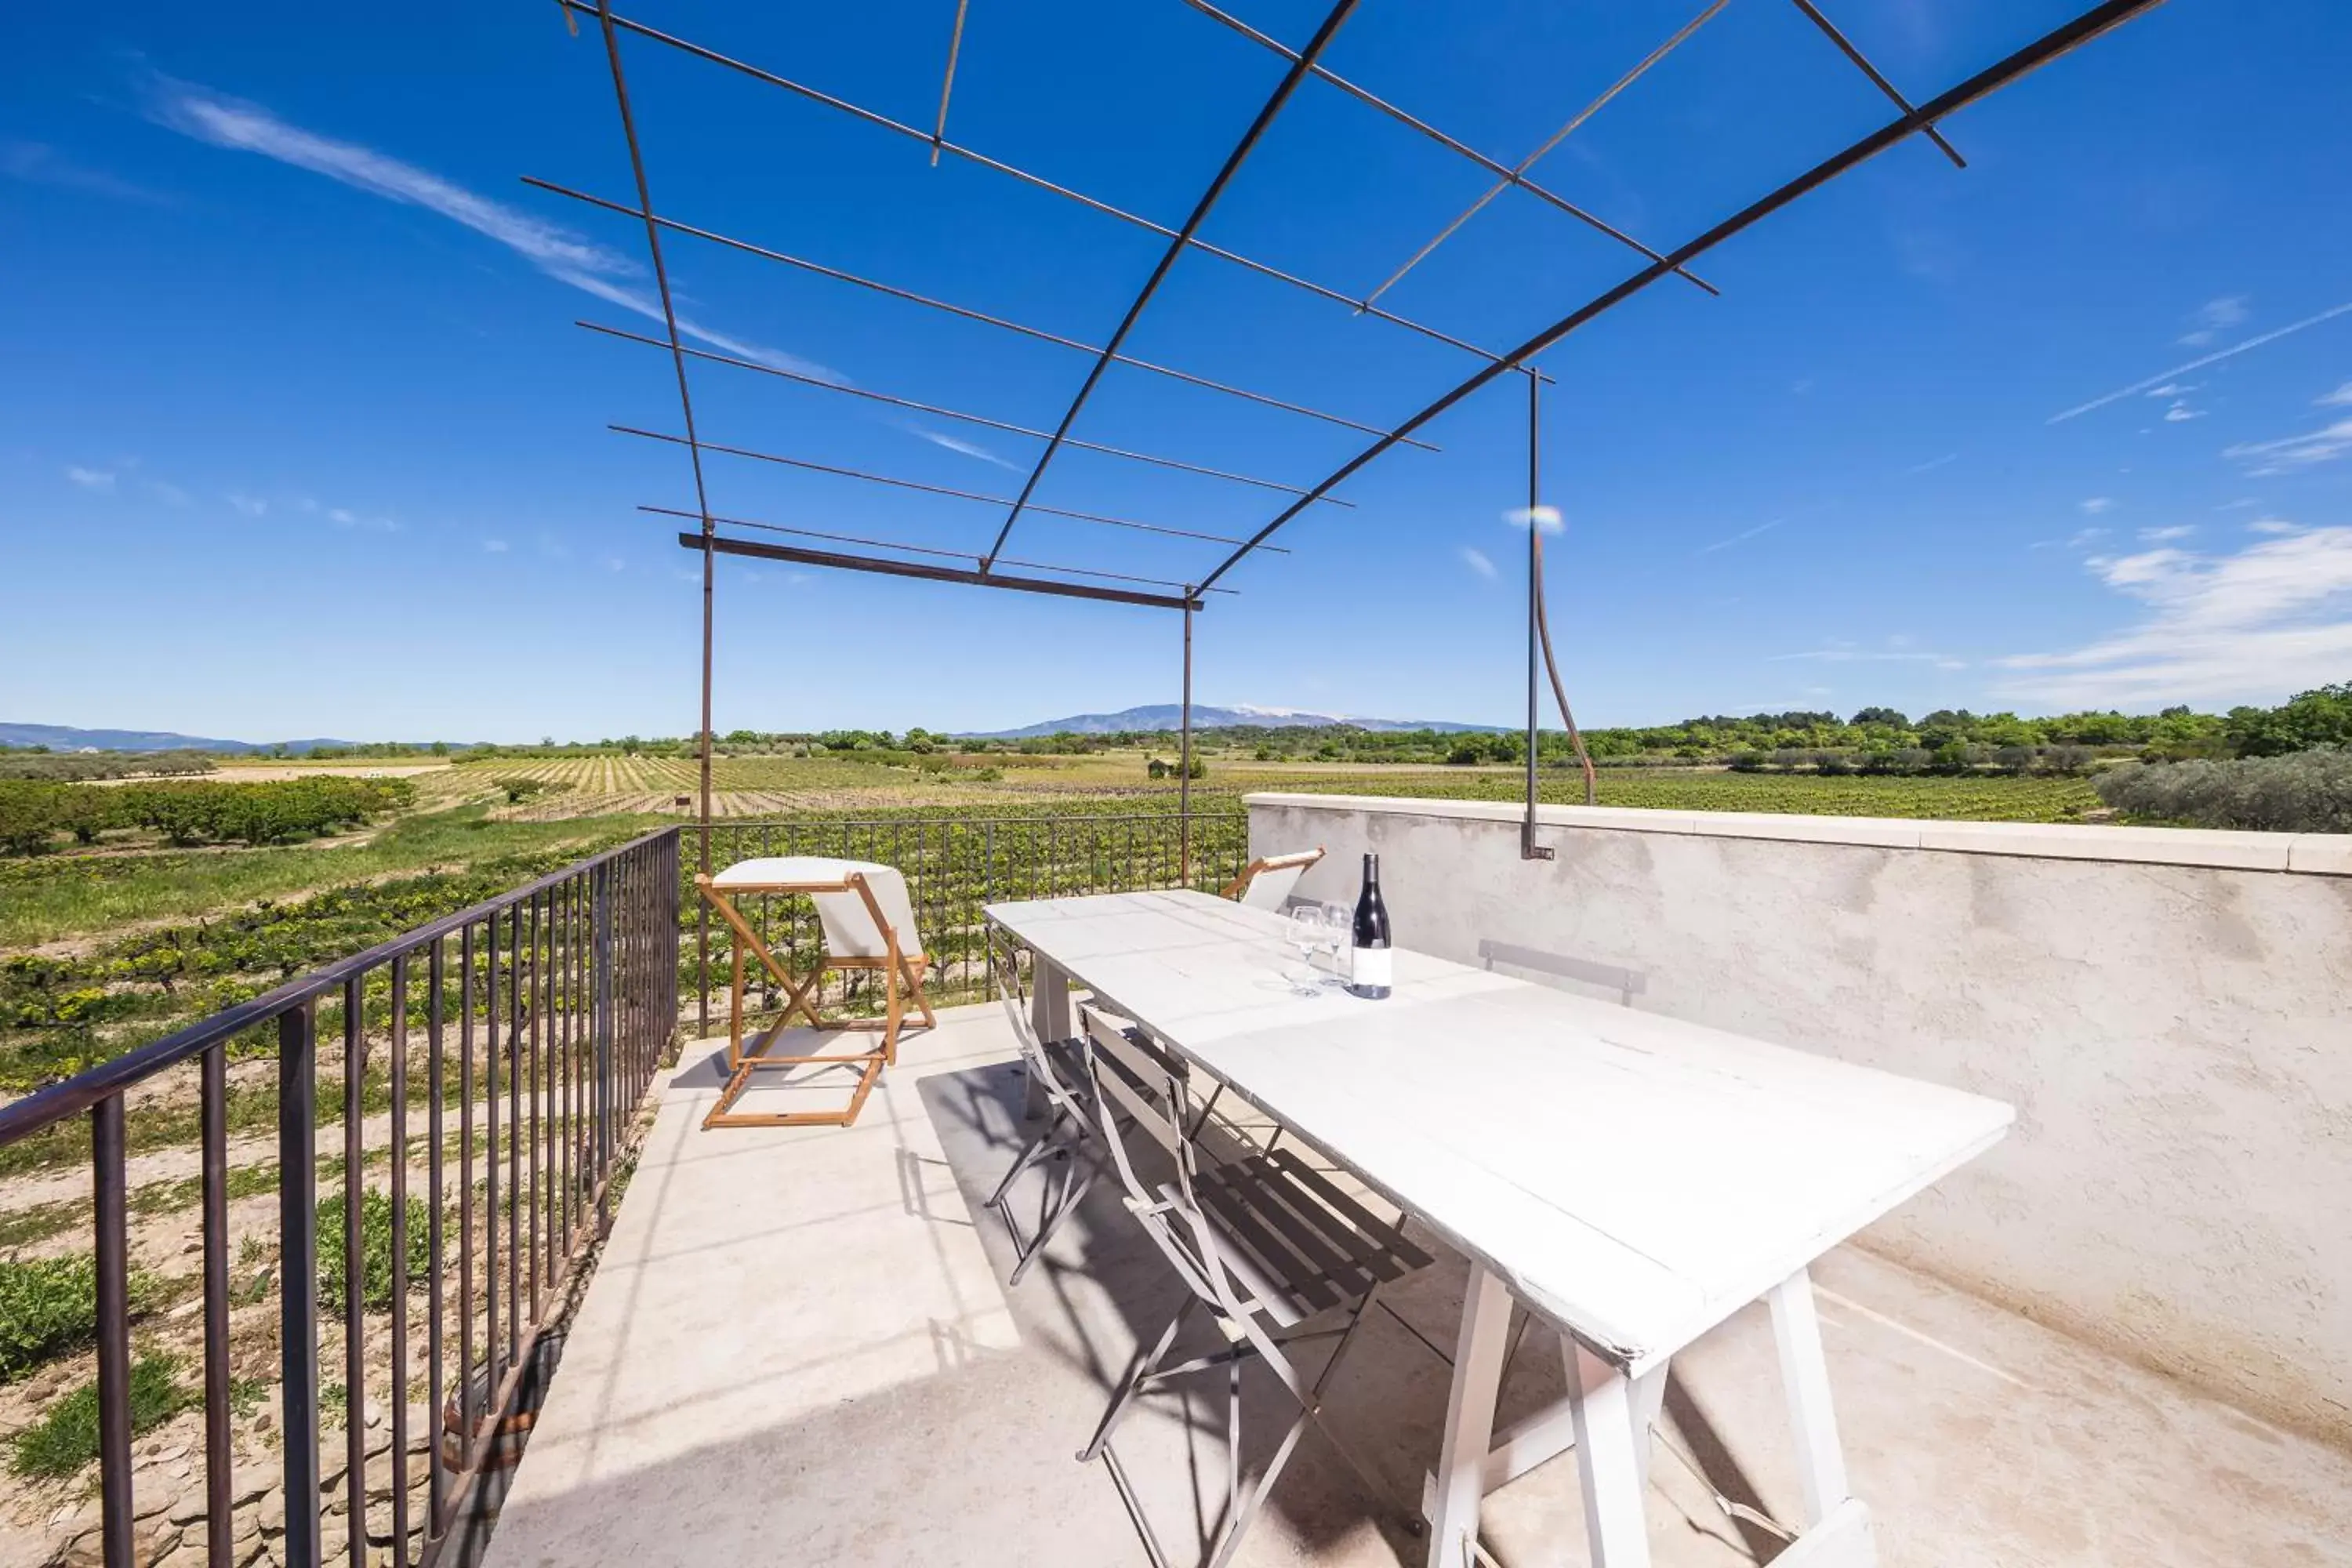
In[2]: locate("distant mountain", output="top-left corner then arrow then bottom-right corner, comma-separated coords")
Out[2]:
965,703 -> 1506,739
0,723 -> 358,754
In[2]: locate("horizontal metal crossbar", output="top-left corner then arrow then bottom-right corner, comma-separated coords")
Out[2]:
679,531 -> 1207,611
550,0 -> 1534,368
614,424 -> 1289,550
638,504 -> 1238,594
528,176 -> 1439,452
578,320 -> 1351,505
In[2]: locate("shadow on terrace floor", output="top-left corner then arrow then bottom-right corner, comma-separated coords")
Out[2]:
480,1006 -> 2352,1568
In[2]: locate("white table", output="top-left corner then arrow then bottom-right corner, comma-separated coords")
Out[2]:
986,890 -> 2012,1568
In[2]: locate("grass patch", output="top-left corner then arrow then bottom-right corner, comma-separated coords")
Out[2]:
317,1189 -> 432,1312
0,1258 -> 162,1382
0,1199 -> 89,1251
8,1354 -> 195,1478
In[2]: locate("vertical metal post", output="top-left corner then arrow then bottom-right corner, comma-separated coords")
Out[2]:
199,1044 -> 232,1566
1179,599 -> 1195,884
93,1095 -> 132,1568
278,1003 -> 322,1568
1523,368 -> 1554,862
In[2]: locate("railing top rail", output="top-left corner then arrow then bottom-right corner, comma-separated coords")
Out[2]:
0,826 -> 681,1147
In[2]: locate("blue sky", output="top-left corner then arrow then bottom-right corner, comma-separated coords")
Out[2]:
5,0 -> 2350,741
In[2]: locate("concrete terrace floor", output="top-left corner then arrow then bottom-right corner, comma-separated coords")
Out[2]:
482,1005 -> 2352,1568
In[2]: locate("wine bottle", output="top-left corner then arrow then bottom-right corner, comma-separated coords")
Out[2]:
1348,852 -> 1392,1000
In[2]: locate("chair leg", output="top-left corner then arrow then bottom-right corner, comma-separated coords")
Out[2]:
987,1109 -> 1069,1208
1205,1407 -> 1312,1568
1009,1156 -> 1097,1287
1081,1297 -> 1195,1463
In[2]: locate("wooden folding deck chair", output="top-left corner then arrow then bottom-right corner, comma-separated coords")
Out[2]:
695,856 -> 936,1130
1219,846 -> 1323,909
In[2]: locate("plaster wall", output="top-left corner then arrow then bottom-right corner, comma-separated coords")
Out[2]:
1247,792 -> 2352,1445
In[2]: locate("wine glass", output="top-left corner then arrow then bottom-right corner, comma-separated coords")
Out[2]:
1287,906 -> 1323,996
1319,904 -> 1352,986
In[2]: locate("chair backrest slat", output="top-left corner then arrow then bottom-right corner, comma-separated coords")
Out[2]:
1084,1008 -> 1183,1155
1478,937 -> 1646,1007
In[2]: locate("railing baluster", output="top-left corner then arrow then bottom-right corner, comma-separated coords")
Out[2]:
93,1094 -> 133,1568
506,901 -> 522,1369
342,974 -> 365,1568
389,953 -> 412,1567
594,860 -> 614,1230
426,937 -> 448,1540
485,910 -> 502,1399
279,1002 -> 322,1568
200,1040 -> 232,1567
528,895 -> 543,1321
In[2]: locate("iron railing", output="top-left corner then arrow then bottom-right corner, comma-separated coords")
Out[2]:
0,827 -> 681,1568
690,811 -> 1249,1029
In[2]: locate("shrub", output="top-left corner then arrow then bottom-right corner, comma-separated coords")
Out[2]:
496,777 -> 548,804
2093,752 -> 2352,833
317,1189 -> 433,1312
9,1354 -> 194,1478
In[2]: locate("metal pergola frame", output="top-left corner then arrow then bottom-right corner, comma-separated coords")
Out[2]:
548,0 -> 2171,1016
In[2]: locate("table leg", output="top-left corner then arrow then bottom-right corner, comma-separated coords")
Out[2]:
1426,1264 -> 1512,1568
1567,1353 -> 1653,1567
1769,1266 -> 1850,1526
1025,959 -> 1073,1120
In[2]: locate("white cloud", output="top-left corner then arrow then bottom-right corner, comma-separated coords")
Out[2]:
2162,400 -> 2205,423
1459,546 -> 1497,581
1994,524 -> 2352,706
483,538 -> 509,553
2143,382 -> 2199,398
225,492 -> 267,517
1694,519 -> 1779,555
66,466 -> 115,492
2138,525 -> 2194,542
2078,496 -> 2113,515
2247,518 -> 2302,536
910,427 -> 1019,470
2068,526 -> 2110,548
2177,294 -> 2248,348
2047,299 -> 2352,423
2321,382 -> 2352,408
145,479 -> 191,506
1502,506 -> 1563,534
2,140 -> 174,205
1904,452 -> 1958,475
148,78 -> 841,384
2223,417 -> 2352,477
326,506 -> 357,525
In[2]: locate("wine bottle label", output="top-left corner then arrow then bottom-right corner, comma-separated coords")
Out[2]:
1351,946 -> 1392,988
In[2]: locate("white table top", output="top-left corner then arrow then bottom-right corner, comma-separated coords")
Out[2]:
985,890 -> 2013,1371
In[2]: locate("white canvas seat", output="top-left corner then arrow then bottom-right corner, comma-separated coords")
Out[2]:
694,856 -> 935,1129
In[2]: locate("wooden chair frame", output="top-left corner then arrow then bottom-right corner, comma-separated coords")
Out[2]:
1218,846 -> 1324,906
695,869 -> 937,1130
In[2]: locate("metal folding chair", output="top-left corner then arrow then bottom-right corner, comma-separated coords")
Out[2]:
1076,1004 -> 1432,1568
983,924 -> 1105,1284
694,856 -> 937,1130
1219,845 -> 1324,910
